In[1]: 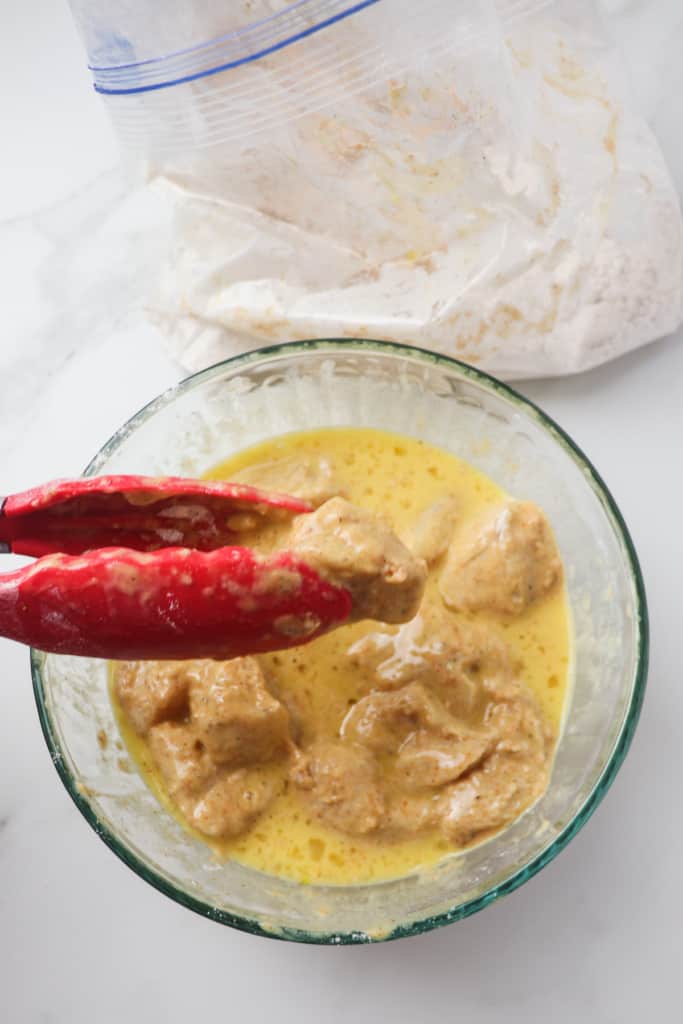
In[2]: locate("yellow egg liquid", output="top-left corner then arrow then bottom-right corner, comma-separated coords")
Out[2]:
112,428 -> 571,885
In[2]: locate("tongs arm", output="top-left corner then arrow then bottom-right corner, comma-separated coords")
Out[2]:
0,476 -> 352,660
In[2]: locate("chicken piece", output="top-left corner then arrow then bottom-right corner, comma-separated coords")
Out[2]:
385,792 -> 443,835
265,679 -> 309,746
291,740 -> 385,836
191,768 -> 279,838
454,620 -> 522,704
440,500 -> 562,616
347,606 -> 516,719
340,683 -> 461,754
347,615 -> 479,714
485,695 -> 554,757
115,661 -> 190,736
289,497 -> 427,623
188,657 -> 290,767
439,689 -> 553,845
233,455 -> 344,508
147,721 -> 216,816
393,731 -> 491,791
343,678 -> 490,790
402,496 -> 460,565
346,629 -> 398,677
439,751 -> 550,846
346,619 -> 440,688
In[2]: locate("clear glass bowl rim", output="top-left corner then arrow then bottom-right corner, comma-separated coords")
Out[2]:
30,338 -> 649,944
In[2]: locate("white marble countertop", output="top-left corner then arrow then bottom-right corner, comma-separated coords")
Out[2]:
2,2 -> 682,1021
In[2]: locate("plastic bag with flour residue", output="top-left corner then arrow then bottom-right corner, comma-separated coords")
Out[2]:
71,0 -> 683,378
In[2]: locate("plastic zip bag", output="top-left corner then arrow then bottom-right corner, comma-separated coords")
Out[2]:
69,0 -> 683,378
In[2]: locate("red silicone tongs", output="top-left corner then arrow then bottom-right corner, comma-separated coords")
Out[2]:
0,476 -> 352,660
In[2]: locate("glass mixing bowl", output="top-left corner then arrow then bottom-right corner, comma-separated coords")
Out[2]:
31,340 -> 647,943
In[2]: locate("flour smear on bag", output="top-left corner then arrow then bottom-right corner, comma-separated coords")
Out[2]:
92,0 -> 683,377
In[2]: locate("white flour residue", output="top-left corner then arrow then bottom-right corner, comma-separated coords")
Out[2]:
116,1 -> 683,377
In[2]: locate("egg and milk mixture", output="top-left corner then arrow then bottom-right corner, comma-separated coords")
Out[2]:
112,428 -> 571,884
